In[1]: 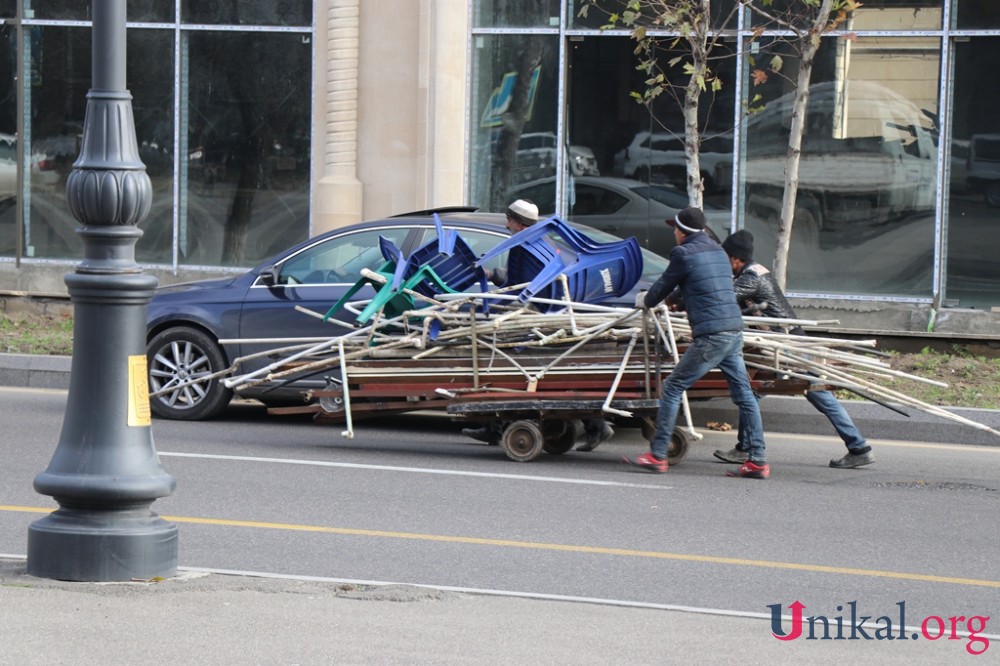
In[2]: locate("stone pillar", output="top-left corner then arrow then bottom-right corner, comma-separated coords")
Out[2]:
314,0 -> 364,234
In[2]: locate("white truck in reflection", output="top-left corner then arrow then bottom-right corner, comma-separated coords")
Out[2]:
741,82 -> 937,232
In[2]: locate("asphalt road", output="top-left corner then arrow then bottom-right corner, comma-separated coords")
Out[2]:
2,387 -> 998,663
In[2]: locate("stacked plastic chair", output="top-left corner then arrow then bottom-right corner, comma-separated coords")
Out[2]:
325,214 -> 489,326
475,216 -> 643,310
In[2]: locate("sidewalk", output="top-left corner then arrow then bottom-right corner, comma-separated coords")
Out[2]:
3,353 -> 997,446
0,558 -> 976,665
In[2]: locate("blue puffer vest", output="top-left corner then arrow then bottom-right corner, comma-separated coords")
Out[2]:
644,231 -> 744,337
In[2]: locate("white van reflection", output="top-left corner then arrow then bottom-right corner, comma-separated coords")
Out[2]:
744,80 -> 937,232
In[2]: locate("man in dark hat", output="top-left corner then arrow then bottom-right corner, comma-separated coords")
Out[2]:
626,207 -> 770,478
718,229 -> 875,469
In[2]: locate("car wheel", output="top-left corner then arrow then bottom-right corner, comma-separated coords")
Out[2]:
147,326 -> 233,420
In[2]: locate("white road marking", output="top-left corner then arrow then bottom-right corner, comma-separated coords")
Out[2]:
158,451 -> 671,489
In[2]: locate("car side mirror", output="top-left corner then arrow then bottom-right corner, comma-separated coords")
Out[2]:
259,265 -> 279,286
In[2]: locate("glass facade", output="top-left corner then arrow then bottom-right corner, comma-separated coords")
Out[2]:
4,2 -> 312,270
470,1 -> 1000,311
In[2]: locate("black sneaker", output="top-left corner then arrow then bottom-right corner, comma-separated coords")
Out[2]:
829,451 -> 874,469
577,422 -> 614,452
713,447 -> 749,464
462,426 -> 500,446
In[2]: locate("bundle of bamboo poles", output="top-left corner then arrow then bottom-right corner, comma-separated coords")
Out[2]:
154,273 -> 1000,440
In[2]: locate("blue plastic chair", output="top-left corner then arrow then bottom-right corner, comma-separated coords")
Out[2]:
475,216 -> 643,308
325,215 -> 489,326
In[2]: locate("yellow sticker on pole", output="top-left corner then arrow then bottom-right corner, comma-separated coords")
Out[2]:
128,354 -> 152,427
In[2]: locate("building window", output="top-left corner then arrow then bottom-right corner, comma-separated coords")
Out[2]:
469,33 -> 560,213
742,36 -> 939,297
7,8 -> 313,271
182,1 -> 311,27
947,36 -> 1000,309
474,1 -> 562,28
179,30 -> 311,268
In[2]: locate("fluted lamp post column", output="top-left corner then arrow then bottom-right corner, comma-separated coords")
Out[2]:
26,0 -> 177,581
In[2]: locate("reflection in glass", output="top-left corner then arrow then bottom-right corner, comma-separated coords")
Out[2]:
0,0 -> 14,19
849,0 -> 942,30
743,37 -> 939,297
563,35 -> 735,256
469,34 -> 559,213
29,0 -> 173,22
474,0 -> 561,28
955,0 -> 1000,30
24,26 -> 173,262
182,0 -> 311,27
574,0 -> 741,30
182,31 -> 311,268
0,24 -> 14,254
946,38 -> 1000,309
752,0 -> 941,30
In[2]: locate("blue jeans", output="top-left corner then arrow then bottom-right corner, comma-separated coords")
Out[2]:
649,330 -> 766,462
737,390 -> 867,452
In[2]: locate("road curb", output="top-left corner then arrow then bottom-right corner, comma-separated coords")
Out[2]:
0,353 -> 72,390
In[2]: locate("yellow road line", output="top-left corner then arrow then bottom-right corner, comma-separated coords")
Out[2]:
3,505 -> 997,589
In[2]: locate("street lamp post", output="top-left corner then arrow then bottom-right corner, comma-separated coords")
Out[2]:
26,0 -> 177,581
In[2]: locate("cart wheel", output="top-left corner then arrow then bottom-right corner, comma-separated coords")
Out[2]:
639,418 -> 692,466
502,420 -> 545,462
541,421 -> 575,455
666,427 -> 692,465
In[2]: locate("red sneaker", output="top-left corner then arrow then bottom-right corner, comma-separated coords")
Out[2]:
725,460 -> 770,479
623,452 -> 668,473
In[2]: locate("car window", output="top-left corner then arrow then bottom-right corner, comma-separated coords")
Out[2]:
276,227 -> 410,285
512,183 -> 555,213
571,184 -> 628,216
445,227 -> 509,275
629,184 -> 686,208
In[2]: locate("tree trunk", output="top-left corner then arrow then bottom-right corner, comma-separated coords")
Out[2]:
772,0 -> 833,289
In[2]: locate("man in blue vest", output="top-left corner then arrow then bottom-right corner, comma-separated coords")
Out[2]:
626,207 -> 769,478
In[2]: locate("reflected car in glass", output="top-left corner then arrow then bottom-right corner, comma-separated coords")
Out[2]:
509,175 -> 732,257
613,131 -> 733,195
514,132 -> 600,183
146,208 -> 668,421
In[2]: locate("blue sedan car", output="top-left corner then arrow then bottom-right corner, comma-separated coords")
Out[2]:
146,207 -> 669,420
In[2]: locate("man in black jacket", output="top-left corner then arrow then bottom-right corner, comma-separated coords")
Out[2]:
716,229 -> 875,469
626,208 -> 769,478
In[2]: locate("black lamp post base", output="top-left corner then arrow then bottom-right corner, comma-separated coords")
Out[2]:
27,507 -> 178,582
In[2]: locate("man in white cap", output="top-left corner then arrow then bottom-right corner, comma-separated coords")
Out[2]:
488,198 -> 540,287
463,197 -> 614,451
505,198 -> 539,232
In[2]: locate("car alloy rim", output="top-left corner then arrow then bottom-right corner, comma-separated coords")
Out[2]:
149,339 -> 213,410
